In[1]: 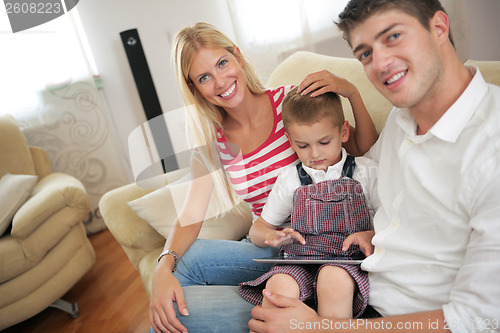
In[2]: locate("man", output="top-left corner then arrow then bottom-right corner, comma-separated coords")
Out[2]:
249,0 -> 500,332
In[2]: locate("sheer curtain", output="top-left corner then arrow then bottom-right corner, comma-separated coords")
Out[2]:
226,0 -> 470,83
0,11 -> 96,117
0,11 -> 129,234
226,0 -> 349,84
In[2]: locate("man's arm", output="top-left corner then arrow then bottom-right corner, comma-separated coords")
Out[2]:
249,290 -> 450,333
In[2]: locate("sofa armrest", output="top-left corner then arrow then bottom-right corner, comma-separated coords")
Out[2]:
11,172 -> 89,238
100,180 -> 165,249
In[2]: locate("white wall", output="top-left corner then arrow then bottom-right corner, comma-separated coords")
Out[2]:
77,0 -> 500,181
465,0 -> 500,61
77,0 -> 235,178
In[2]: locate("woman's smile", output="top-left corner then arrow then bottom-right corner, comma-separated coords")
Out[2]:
219,81 -> 237,98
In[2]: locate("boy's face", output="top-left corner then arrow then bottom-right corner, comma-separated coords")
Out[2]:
286,119 -> 349,171
349,9 -> 444,110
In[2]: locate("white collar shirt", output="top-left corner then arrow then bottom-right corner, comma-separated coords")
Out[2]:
363,67 -> 500,330
261,148 -> 379,227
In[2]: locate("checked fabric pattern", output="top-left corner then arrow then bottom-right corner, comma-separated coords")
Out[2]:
239,157 -> 373,317
281,177 -> 372,258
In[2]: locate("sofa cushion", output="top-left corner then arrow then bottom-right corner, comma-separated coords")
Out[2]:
0,115 -> 36,179
127,173 -> 252,241
0,173 -> 38,236
464,60 -> 500,86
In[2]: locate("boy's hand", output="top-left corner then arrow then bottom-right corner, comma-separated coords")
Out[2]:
342,230 -> 375,256
264,228 -> 306,248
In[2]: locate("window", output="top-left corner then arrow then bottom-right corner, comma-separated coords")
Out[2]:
0,8 -> 96,117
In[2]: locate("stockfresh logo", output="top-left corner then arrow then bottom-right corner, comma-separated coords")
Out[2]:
4,0 -> 79,33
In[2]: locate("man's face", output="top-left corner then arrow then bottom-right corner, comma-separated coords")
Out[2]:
349,9 -> 443,110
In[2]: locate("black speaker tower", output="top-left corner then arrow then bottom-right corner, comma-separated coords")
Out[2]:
120,28 -> 178,173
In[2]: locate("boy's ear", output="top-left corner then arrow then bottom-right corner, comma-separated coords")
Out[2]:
285,131 -> 296,151
430,10 -> 450,45
341,120 -> 350,143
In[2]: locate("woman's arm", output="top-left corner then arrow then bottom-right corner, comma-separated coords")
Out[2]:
298,70 -> 378,156
151,221 -> 202,333
150,156 -> 214,333
343,89 -> 378,156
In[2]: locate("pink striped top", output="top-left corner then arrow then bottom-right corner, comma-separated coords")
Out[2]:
216,86 -> 298,218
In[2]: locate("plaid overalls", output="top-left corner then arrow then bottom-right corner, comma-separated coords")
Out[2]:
239,156 -> 371,317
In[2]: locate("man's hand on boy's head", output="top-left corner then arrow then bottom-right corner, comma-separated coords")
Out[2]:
264,228 -> 306,248
342,230 -> 375,257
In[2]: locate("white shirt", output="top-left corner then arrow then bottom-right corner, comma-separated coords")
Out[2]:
261,148 -> 379,228
363,67 -> 500,332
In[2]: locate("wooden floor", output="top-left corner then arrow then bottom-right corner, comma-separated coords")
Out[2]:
3,230 -> 151,333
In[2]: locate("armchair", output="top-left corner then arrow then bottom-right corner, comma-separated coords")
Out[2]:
0,114 -> 96,330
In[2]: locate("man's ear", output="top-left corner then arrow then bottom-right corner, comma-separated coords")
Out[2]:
430,10 -> 450,45
341,120 -> 350,143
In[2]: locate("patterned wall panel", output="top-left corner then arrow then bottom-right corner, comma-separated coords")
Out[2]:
18,79 -> 130,234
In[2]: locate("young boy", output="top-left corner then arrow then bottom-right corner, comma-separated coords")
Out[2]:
239,87 -> 379,318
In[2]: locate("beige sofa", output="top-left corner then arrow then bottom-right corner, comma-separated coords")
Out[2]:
99,51 -> 500,297
0,115 -> 96,330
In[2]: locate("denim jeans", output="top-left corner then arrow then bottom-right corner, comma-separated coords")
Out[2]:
150,238 -> 278,332
148,285 -> 253,333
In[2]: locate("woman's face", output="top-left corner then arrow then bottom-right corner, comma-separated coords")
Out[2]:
188,47 -> 248,111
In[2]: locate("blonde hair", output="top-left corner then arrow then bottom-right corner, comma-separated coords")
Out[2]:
172,22 -> 266,215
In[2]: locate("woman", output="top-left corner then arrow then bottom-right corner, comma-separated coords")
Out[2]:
150,22 -> 378,333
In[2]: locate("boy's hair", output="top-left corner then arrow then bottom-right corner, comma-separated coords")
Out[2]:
282,87 -> 344,131
336,0 -> 454,47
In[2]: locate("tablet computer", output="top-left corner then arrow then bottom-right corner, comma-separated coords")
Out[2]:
253,254 -> 364,265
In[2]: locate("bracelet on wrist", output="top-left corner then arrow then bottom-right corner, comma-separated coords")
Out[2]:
157,250 -> 179,272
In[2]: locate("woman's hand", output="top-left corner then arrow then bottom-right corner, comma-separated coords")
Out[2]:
342,230 -> 375,257
264,228 -> 306,248
150,261 -> 189,333
297,70 -> 357,99
298,70 -> 378,156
